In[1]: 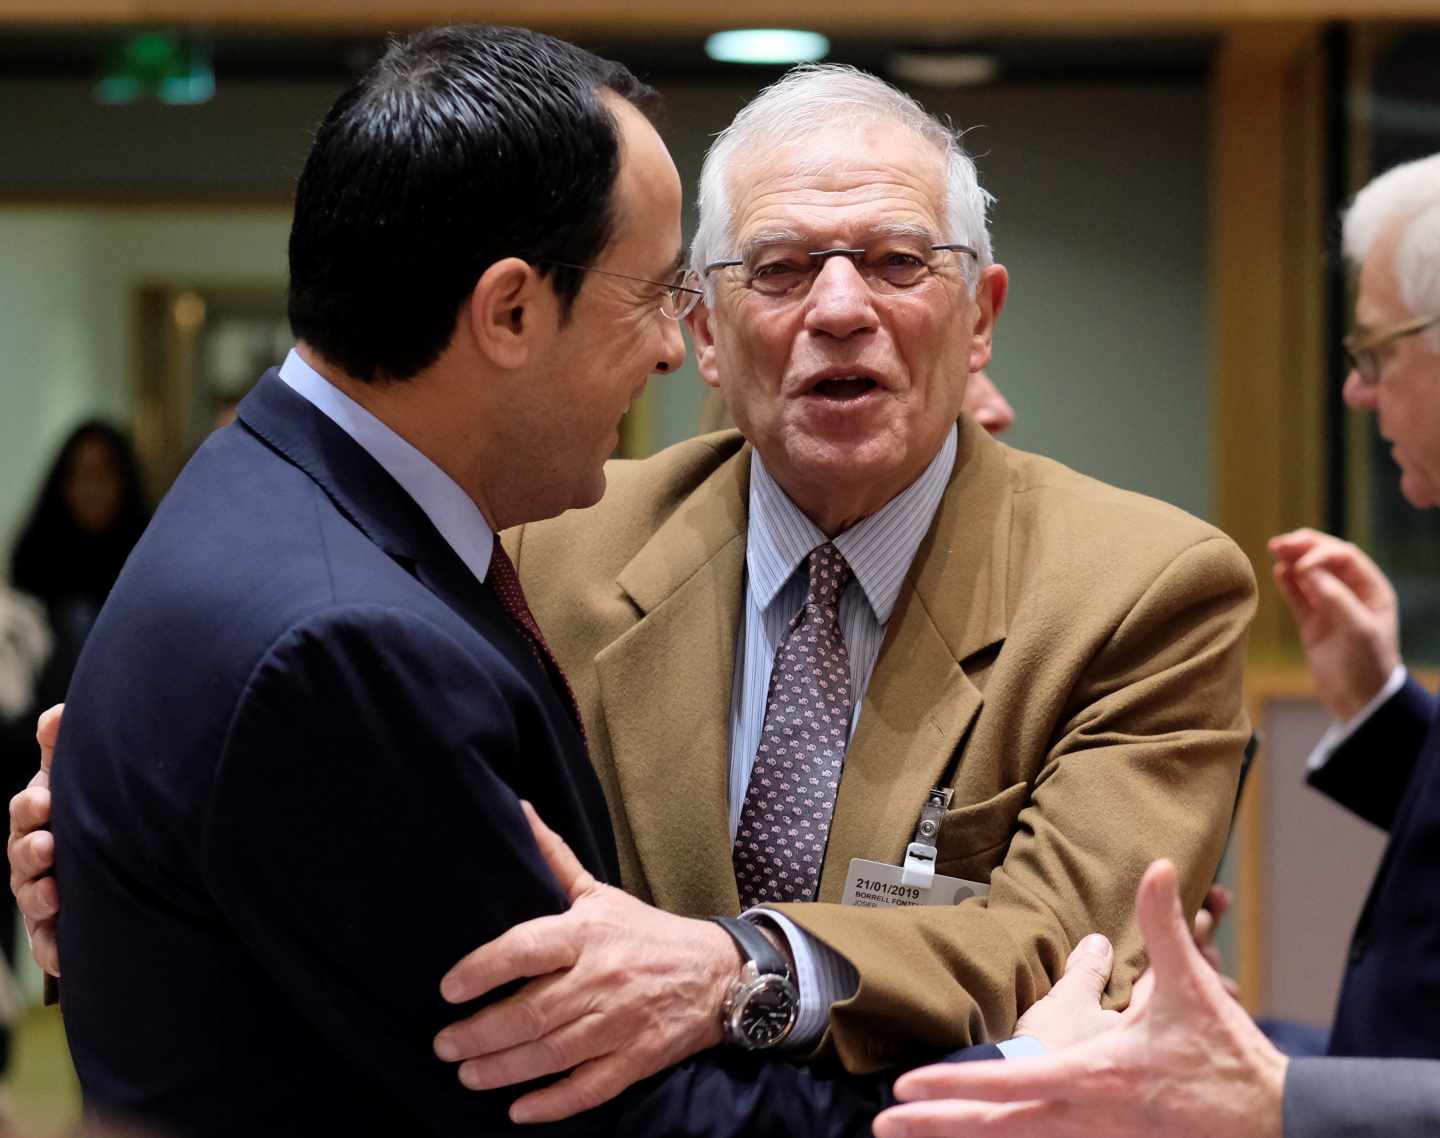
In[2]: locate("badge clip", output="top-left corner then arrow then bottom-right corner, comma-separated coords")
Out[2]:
900,787 -> 952,888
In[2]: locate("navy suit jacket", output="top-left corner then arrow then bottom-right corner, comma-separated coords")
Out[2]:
53,372 -> 995,1138
1310,675 -> 1440,1059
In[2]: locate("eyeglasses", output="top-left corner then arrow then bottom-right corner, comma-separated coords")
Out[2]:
1343,314 -> 1440,386
704,241 -> 977,300
541,261 -> 704,319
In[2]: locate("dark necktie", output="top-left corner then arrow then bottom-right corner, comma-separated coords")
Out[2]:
733,543 -> 854,907
486,543 -> 588,748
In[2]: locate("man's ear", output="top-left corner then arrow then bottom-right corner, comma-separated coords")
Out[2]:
967,263 -> 1009,374
468,258 -> 551,370
687,299 -> 722,389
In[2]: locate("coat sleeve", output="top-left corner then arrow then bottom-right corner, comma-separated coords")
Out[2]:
202,603 -> 935,1137
1307,677 -> 1438,832
1284,1057 -> 1440,1138
772,536 -> 1256,1069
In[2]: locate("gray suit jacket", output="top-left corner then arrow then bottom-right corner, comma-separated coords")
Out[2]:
1286,1058 -> 1440,1137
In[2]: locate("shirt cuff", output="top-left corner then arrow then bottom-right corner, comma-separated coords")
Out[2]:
1305,664 -> 1408,773
743,907 -> 859,1050
995,1035 -> 1046,1059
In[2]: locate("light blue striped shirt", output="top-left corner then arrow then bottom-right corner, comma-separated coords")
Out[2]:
734,425 -> 957,1048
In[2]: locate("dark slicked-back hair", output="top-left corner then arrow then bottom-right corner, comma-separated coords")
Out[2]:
287,24 -> 659,383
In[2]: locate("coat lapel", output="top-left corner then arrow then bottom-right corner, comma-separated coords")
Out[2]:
819,417 -> 1013,897
595,447 -> 751,917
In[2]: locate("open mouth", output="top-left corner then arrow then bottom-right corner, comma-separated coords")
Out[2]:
810,376 -> 879,401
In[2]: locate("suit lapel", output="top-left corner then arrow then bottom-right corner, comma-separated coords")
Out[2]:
595,447 -> 751,917
819,418 -> 1013,897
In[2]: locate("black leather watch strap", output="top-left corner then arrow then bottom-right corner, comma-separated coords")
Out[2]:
710,915 -> 789,979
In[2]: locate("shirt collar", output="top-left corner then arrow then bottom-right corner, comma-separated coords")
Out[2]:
277,348 -> 495,586
747,424 -> 957,624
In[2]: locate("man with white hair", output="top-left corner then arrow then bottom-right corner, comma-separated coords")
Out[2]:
422,62 -> 1254,1112
868,152 -> 1440,1138
10,63 -> 1254,1121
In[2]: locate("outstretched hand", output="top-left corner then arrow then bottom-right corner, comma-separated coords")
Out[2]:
434,800 -> 741,1124
8,703 -> 62,977
872,860 -> 1288,1138
1268,528 -> 1400,720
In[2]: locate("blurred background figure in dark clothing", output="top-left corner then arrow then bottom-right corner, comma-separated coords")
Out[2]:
10,422 -> 150,713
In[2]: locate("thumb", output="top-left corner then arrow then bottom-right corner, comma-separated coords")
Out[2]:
35,704 -> 64,772
1051,933 -> 1114,1004
518,799 -> 596,902
1134,859 -> 1202,994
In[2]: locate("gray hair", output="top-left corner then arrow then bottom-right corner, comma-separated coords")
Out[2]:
1343,153 -> 1440,349
691,64 -> 993,299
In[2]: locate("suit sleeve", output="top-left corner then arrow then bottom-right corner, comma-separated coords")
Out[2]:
1307,677 -> 1437,832
773,536 -> 1255,1068
1285,1058 -> 1440,1138
202,604 -> 920,1138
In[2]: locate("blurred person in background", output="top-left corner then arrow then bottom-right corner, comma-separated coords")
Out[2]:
10,422 -> 150,711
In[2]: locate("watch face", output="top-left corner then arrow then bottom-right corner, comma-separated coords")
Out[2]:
740,978 -> 797,1047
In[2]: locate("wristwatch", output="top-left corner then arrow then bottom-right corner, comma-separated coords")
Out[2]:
710,915 -> 799,1050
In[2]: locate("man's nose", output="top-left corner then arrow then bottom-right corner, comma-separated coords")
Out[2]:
653,314 -> 686,375
804,256 -> 878,339
1342,368 -> 1377,411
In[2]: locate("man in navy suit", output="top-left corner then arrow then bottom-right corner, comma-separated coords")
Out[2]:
14,23 -> 1123,1138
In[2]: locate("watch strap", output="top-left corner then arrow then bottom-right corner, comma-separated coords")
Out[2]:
710,915 -> 789,979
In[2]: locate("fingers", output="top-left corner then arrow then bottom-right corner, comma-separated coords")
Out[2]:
436,966 -> 586,1062
506,1049 -> 656,1125
1052,933 -> 1113,1002
519,800 -> 597,904
893,1053 -> 1089,1107
10,829 -> 56,904
1266,528 -> 1327,563
16,874 -> 58,926
9,785 -> 53,853
1293,566 -> 1378,633
1204,883 -> 1233,924
1271,562 -> 1315,626
1270,529 -> 1391,605
440,913 -> 581,1005
1290,541 -> 1389,600
35,704 -> 63,771
874,1097 -> 1062,1138
451,1004 -> 604,1091
29,920 -> 59,978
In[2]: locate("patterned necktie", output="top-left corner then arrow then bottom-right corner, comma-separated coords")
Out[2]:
486,543 -> 588,748
734,543 -> 854,907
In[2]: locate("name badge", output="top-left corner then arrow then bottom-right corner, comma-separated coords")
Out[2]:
841,857 -> 990,909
